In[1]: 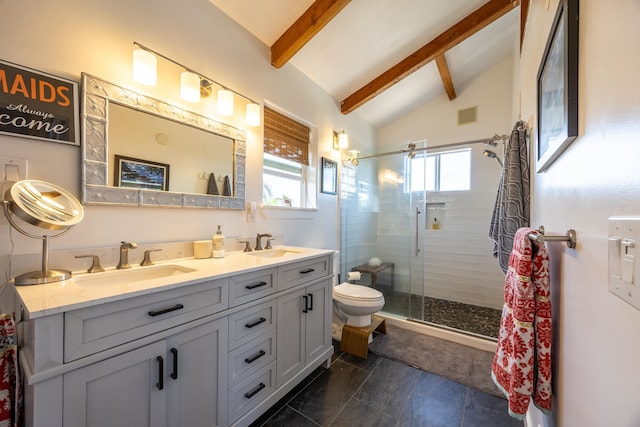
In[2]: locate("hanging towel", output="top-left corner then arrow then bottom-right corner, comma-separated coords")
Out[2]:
222,175 -> 231,197
207,173 -> 219,195
491,227 -> 552,420
489,121 -> 530,274
0,314 -> 21,427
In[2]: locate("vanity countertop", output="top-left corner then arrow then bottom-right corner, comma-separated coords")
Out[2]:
13,246 -> 334,319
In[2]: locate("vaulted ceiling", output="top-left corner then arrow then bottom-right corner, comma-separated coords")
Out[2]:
209,0 -> 527,128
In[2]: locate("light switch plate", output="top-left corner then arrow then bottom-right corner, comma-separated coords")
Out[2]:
0,156 -> 27,181
609,217 -> 640,310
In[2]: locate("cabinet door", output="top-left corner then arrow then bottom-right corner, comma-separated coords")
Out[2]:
165,317 -> 228,427
63,341 -> 166,427
276,288 -> 305,387
304,279 -> 331,363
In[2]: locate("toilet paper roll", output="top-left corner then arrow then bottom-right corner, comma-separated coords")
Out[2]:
193,240 -> 212,259
347,271 -> 361,281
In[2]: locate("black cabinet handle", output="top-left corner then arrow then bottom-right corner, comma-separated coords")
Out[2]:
244,382 -> 266,399
308,293 -> 314,311
148,303 -> 184,317
245,317 -> 266,328
302,295 -> 308,313
244,350 -> 266,364
300,268 -> 315,274
170,348 -> 178,380
156,356 -> 164,390
245,281 -> 268,290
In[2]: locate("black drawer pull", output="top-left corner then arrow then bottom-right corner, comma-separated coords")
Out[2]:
170,348 -> 178,380
244,382 -> 266,399
308,293 -> 314,311
300,268 -> 315,274
244,350 -> 266,364
148,303 -> 184,317
245,281 -> 268,290
245,317 -> 266,328
302,295 -> 308,313
156,356 -> 164,390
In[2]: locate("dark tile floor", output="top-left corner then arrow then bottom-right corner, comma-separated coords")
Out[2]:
250,342 -> 521,427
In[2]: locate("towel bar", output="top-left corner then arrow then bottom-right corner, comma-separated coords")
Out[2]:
529,226 -> 577,249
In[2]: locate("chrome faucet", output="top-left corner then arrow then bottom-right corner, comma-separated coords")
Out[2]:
255,233 -> 272,251
117,241 -> 138,269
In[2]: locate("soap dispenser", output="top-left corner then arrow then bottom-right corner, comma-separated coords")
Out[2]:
432,218 -> 440,230
212,225 -> 225,258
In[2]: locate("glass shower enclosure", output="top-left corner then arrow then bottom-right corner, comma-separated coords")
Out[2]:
339,140 -> 504,340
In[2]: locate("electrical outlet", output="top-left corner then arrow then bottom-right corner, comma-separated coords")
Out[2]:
0,156 -> 27,181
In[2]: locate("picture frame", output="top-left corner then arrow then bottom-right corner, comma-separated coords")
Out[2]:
320,157 -> 337,195
0,59 -> 80,146
114,155 -> 170,191
536,0 -> 579,172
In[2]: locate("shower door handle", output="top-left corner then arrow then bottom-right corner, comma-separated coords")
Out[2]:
415,207 -> 421,256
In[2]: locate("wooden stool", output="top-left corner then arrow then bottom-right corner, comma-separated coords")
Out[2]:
339,315 -> 386,359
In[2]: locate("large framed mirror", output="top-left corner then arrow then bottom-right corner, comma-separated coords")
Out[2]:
81,73 -> 246,209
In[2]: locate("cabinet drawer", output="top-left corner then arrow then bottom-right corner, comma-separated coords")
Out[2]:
228,361 -> 276,424
278,255 -> 332,291
229,268 -> 276,307
64,279 -> 228,362
228,300 -> 276,350
228,331 -> 275,386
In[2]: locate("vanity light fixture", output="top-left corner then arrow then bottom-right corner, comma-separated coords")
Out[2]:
132,42 -> 261,126
132,47 -> 157,86
246,103 -> 261,127
180,71 -> 200,103
333,130 -> 349,150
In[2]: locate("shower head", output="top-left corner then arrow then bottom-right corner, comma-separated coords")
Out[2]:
483,149 -> 503,167
483,140 -> 497,147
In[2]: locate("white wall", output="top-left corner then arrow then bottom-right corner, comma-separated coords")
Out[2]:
0,0 -> 374,279
519,1 -> 640,425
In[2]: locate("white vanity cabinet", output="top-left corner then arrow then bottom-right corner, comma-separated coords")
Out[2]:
276,278 -> 332,387
63,317 -> 228,427
16,249 -> 334,427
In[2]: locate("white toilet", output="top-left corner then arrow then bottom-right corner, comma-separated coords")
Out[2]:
332,283 -> 385,328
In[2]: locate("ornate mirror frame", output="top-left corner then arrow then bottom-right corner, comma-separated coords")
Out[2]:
80,73 -> 246,209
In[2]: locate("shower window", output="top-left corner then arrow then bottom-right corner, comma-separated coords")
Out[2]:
405,148 -> 471,192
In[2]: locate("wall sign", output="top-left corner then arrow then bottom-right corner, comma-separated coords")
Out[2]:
0,59 -> 79,146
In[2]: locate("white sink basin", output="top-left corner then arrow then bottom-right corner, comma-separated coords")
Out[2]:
245,248 -> 302,258
73,264 -> 196,287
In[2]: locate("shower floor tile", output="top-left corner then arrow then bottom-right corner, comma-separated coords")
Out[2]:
377,285 -> 501,338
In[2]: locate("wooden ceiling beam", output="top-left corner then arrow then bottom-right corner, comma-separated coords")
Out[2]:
340,0 -> 519,114
520,0 -> 530,53
271,0 -> 351,69
435,54 -> 456,100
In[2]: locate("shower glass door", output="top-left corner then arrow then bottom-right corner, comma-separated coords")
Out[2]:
340,142 -> 426,321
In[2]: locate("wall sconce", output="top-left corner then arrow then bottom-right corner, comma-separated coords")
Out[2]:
132,47 -> 157,86
180,71 -> 200,103
333,130 -> 349,150
246,103 -> 261,127
132,42 -> 261,126
217,89 -> 234,116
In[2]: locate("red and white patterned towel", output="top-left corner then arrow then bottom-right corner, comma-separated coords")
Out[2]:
0,313 -> 20,427
491,227 -> 552,419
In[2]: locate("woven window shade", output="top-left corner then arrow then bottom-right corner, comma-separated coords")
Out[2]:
264,107 -> 309,165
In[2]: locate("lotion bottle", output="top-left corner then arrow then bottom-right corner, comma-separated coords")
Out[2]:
212,225 -> 225,258
432,218 -> 440,230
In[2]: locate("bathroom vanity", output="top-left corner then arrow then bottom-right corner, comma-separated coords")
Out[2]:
12,247 -> 334,427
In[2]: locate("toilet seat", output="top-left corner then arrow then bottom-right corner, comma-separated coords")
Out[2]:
333,283 -> 383,301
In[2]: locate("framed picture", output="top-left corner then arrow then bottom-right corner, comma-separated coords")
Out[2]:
114,155 -> 170,191
0,59 -> 79,146
536,0 -> 579,172
320,157 -> 337,195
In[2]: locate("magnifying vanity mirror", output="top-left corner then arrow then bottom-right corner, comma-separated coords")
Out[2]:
2,179 -> 84,285
81,73 -> 246,209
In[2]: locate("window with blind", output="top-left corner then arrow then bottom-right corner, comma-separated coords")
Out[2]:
263,107 -> 311,208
